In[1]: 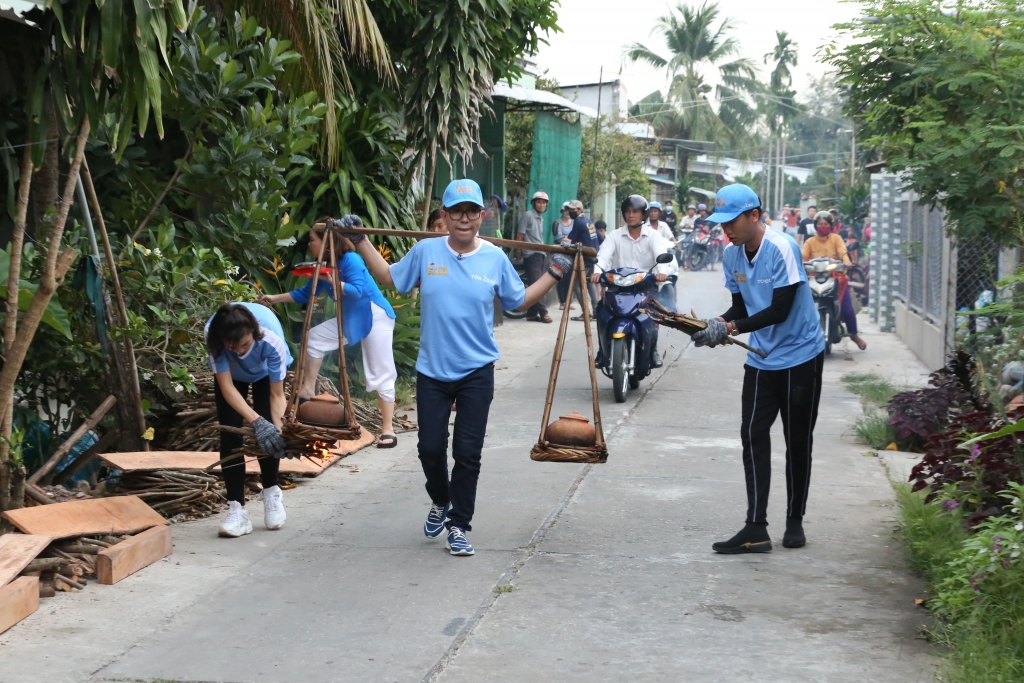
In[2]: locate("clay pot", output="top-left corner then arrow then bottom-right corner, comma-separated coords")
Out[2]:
296,393 -> 347,427
546,411 -> 596,447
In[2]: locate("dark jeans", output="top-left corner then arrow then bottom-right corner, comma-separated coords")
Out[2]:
523,253 -> 548,318
215,376 -> 280,504
416,364 -> 495,531
570,263 -> 598,315
557,271 -> 570,304
739,352 -> 824,525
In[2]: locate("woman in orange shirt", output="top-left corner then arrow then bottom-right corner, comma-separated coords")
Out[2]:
801,213 -> 867,350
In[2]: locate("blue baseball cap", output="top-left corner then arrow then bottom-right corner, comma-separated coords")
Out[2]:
649,202 -> 662,209
442,179 -> 484,208
705,184 -> 761,223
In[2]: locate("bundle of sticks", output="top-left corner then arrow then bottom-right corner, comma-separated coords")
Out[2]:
115,469 -> 227,518
645,300 -> 768,358
21,535 -> 125,596
210,424 -> 338,468
162,373 -> 415,452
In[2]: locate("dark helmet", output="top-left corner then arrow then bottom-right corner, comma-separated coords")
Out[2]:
620,195 -> 649,223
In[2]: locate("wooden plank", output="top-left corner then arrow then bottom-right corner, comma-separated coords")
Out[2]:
1,496 -> 168,539
96,525 -> 172,585
99,426 -> 376,478
0,576 -> 39,635
0,535 -> 51,588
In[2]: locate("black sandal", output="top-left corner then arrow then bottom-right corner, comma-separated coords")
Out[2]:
377,434 -> 398,449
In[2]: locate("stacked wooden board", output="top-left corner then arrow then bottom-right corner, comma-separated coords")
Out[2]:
0,495 -> 172,634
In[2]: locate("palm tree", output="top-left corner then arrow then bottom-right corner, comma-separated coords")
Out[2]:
230,0 -> 396,165
760,30 -> 801,212
625,1 -> 760,179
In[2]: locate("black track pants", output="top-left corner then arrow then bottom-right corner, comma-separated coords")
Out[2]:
739,351 -> 824,525
215,376 -> 280,503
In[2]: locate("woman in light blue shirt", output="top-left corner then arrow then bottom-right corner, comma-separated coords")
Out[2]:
261,218 -> 399,446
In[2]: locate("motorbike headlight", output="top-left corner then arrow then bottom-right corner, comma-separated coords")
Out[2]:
609,273 -> 645,286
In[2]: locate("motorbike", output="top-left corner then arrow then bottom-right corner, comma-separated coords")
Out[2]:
688,230 -> 712,271
804,257 -> 847,355
596,253 -> 675,402
710,225 -> 726,266
501,248 -> 530,320
676,228 -> 693,267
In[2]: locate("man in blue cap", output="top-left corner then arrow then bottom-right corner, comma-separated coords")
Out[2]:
690,183 -> 825,554
347,179 -> 572,557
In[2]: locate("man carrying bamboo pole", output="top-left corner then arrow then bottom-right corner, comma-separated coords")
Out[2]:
349,179 -> 571,556
690,183 -> 825,554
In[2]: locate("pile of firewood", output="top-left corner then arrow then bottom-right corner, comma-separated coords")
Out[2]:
21,535 -> 125,597
162,372 -> 416,452
115,469 -> 226,518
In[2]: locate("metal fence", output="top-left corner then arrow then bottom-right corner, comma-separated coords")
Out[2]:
872,173 -> 1001,368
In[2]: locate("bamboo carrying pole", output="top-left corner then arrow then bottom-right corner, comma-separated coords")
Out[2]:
537,251 -> 580,444
286,230 -> 332,420
324,224 -> 598,259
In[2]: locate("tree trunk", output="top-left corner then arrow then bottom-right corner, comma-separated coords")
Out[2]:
0,143 -> 34,513
32,114 -> 60,238
0,118 -> 90,512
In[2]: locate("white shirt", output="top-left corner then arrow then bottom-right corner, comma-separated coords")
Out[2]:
596,225 -> 677,276
648,221 -> 677,243
680,215 -> 697,229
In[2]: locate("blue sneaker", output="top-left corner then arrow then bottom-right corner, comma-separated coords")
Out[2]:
424,502 -> 450,538
446,526 -> 474,556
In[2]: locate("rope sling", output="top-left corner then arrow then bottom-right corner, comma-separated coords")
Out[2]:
530,247 -> 609,464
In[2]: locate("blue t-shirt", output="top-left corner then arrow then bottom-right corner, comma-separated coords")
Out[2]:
721,229 -> 824,370
205,302 -> 294,383
389,238 -> 525,381
568,215 -> 599,263
289,251 -> 396,345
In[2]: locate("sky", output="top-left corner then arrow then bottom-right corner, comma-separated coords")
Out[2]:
533,0 -> 860,104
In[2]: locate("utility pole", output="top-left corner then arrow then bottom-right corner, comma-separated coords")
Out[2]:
850,126 -> 856,188
780,133 -> 787,210
834,130 -> 841,202
590,67 -> 603,218
764,136 -> 772,212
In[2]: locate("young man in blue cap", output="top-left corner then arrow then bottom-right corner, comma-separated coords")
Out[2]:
347,179 -> 572,556
691,183 -> 825,554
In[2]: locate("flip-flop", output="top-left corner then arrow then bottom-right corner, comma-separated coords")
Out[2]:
571,315 -> 586,321
377,434 -> 398,449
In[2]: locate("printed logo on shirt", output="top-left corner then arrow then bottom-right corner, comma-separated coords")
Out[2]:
734,271 -> 747,283
757,277 -> 774,284
427,263 -> 448,276
471,274 -> 497,286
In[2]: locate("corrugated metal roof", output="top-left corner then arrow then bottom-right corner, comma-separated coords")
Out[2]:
492,83 -> 598,118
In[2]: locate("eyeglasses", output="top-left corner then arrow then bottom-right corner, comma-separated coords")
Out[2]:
446,206 -> 483,221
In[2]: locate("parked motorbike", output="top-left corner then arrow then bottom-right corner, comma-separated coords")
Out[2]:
847,257 -> 869,307
688,230 -> 711,271
676,228 -> 693,267
710,225 -> 726,266
596,253 -> 675,402
804,257 -> 847,355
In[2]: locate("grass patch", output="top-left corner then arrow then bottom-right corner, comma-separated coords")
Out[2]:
493,584 -> 515,594
841,372 -> 907,409
893,485 -> 1024,683
851,412 -> 898,449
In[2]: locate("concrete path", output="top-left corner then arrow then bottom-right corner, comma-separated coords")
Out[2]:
0,270 -> 936,682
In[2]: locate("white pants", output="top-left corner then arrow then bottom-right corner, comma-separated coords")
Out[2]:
307,302 -> 398,403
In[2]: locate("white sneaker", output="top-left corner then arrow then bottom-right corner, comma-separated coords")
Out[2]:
261,485 -> 286,530
218,501 -> 253,538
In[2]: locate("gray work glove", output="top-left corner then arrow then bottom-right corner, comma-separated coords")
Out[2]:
251,417 -> 286,458
547,253 -> 573,281
692,318 -> 728,348
333,214 -> 366,243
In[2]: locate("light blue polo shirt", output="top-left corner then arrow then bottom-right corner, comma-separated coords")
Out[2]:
205,302 -> 293,383
390,237 -> 525,381
722,229 -> 824,370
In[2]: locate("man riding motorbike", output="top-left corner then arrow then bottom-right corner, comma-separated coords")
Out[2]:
801,212 -> 867,350
591,195 -> 676,368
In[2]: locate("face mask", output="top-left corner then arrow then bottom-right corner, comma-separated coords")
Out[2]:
816,225 -> 831,237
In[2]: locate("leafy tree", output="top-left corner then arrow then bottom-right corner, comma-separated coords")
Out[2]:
827,0 -> 1024,244
578,117 -> 653,207
625,1 -> 759,178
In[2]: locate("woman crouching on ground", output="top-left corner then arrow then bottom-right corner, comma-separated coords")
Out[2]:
205,302 -> 293,537
259,217 -> 400,447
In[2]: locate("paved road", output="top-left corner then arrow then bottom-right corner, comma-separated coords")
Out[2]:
0,269 -> 936,682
